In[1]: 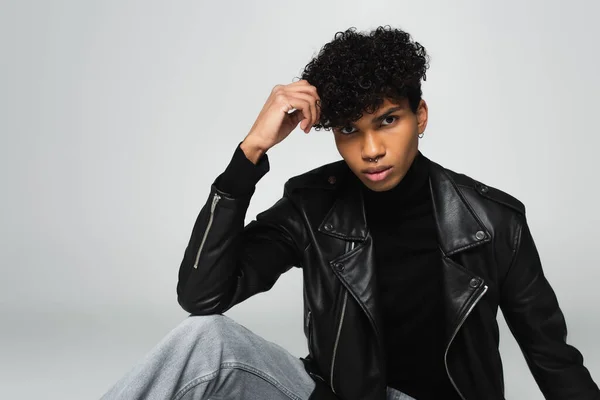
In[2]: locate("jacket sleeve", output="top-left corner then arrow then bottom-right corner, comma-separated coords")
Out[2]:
500,213 -> 600,399
176,143 -> 306,315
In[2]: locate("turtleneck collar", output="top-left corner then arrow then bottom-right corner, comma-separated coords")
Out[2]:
361,149 -> 430,216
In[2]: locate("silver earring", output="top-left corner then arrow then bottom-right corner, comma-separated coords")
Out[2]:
418,133 -> 424,138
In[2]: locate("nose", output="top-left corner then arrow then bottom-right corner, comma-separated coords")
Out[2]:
361,132 -> 385,162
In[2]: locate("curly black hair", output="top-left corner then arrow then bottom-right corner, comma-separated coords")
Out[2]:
298,25 -> 430,131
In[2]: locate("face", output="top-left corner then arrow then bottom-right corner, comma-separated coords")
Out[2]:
332,97 -> 428,192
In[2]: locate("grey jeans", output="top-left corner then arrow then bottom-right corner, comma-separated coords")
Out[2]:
100,314 -> 415,400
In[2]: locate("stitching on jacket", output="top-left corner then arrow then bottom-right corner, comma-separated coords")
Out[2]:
501,215 -> 524,291
457,182 -> 525,215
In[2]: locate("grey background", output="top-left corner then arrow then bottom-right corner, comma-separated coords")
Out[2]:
1,1 -> 599,399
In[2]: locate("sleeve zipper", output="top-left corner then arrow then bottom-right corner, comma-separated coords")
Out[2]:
193,192 -> 221,269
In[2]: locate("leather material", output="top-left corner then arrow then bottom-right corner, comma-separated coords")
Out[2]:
177,152 -> 600,400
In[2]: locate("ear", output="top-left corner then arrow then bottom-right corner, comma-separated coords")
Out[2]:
417,99 -> 428,133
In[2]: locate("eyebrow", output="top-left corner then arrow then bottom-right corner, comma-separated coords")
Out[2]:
370,106 -> 404,124
337,105 -> 404,130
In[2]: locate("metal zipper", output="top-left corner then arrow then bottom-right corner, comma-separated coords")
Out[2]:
444,284 -> 489,400
306,309 -> 313,351
193,192 -> 221,269
330,240 -> 355,393
330,290 -> 348,393
305,309 -> 328,384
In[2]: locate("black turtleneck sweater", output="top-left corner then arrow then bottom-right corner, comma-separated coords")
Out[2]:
214,143 -> 460,400
361,150 -> 459,399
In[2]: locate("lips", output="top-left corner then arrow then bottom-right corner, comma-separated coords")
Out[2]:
363,167 -> 390,174
362,166 -> 392,174
363,166 -> 393,182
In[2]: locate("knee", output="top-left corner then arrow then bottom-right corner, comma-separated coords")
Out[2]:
178,314 -> 257,358
181,313 -> 232,332
178,314 -> 242,343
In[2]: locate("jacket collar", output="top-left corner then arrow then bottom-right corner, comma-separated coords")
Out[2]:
317,151 -> 491,256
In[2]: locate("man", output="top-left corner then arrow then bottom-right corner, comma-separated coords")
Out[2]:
101,26 -> 599,400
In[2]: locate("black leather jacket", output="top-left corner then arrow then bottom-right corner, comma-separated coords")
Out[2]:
176,151 -> 599,400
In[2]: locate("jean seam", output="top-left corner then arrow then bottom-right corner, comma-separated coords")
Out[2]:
222,361 -> 304,400
172,369 -> 220,400
172,361 -> 304,400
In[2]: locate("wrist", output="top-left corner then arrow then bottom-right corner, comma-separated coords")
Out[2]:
240,137 -> 268,165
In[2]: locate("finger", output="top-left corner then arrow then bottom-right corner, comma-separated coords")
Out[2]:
285,94 -> 314,133
315,99 -> 321,126
296,93 -> 317,132
288,109 -> 304,126
291,110 -> 313,134
286,83 -> 320,101
287,92 -> 320,131
288,78 -> 312,87
286,86 -> 320,127
283,100 -> 310,133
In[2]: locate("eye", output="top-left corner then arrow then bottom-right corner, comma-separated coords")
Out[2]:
336,115 -> 398,135
381,115 -> 398,126
339,126 -> 357,135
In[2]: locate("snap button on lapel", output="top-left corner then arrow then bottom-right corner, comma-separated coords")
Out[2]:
324,223 -> 333,231
469,277 -> 482,288
328,175 -> 336,184
334,262 -> 345,271
477,183 -> 489,193
475,230 -> 485,240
